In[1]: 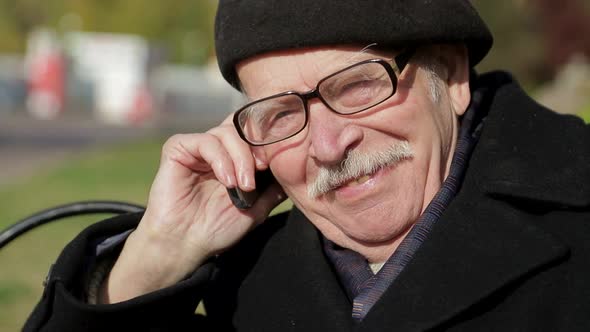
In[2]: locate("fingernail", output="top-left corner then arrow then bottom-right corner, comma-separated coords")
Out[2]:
241,172 -> 254,190
225,173 -> 236,187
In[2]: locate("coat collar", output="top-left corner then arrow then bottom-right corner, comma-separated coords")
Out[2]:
359,189 -> 569,331
469,71 -> 590,207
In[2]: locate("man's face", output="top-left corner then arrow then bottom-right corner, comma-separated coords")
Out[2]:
237,46 -> 468,257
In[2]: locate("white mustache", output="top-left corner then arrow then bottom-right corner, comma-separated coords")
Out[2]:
307,141 -> 414,198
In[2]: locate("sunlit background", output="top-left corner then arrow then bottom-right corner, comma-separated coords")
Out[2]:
0,1 -> 589,330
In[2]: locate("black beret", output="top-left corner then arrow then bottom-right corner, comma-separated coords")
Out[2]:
215,0 -> 493,90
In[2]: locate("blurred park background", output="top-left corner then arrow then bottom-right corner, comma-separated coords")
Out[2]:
0,0 -> 589,330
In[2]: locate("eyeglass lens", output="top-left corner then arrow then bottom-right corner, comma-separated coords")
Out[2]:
237,60 -> 395,145
237,94 -> 307,145
319,62 -> 394,114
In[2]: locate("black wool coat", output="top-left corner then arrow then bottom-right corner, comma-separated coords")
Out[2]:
25,72 -> 590,331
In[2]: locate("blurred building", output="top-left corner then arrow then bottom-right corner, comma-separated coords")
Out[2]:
10,28 -> 238,128
65,31 -> 153,125
0,54 -> 27,115
149,59 -> 241,131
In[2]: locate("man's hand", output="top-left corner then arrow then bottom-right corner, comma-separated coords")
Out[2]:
100,115 -> 286,303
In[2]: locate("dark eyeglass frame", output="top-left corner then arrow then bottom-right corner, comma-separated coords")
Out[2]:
233,48 -> 416,146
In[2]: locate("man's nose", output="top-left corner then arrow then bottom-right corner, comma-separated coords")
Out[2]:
307,101 -> 363,166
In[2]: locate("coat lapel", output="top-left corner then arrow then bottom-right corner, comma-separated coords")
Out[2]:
230,208 -> 355,332
471,72 -> 590,208
278,208 -> 355,330
358,190 -> 569,331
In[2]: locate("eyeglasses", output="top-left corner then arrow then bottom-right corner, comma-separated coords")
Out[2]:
233,48 -> 415,146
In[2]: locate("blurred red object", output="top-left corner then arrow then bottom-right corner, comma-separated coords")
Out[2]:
27,51 -> 66,119
128,85 -> 154,125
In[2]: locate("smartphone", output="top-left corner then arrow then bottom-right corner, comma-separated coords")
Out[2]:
226,169 -> 276,210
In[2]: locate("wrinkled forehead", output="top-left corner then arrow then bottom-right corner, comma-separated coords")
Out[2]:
236,45 -> 397,99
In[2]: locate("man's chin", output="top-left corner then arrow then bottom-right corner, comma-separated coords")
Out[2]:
335,214 -> 416,245
346,228 -> 407,245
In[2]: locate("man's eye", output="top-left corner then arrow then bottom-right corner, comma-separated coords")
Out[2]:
332,79 -> 380,105
266,109 -> 300,127
258,108 -> 298,129
254,108 -> 302,139
338,79 -> 375,95
272,109 -> 297,120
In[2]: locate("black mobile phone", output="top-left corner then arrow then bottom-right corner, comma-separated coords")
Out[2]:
226,169 -> 276,210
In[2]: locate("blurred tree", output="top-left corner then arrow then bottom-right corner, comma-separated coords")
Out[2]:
472,0 -> 590,87
0,0 -> 218,65
0,0 -> 44,52
471,0 -> 547,86
530,0 -> 590,70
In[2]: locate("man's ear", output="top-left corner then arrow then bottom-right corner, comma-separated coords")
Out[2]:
438,44 -> 471,116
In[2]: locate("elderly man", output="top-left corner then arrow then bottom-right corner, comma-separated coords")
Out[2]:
26,0 -> 590,331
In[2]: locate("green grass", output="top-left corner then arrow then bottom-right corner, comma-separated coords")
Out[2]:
0,138 -> 170,228
0,137 -> 293,331
0,138 -> 163,331
578,104 -> 590,124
